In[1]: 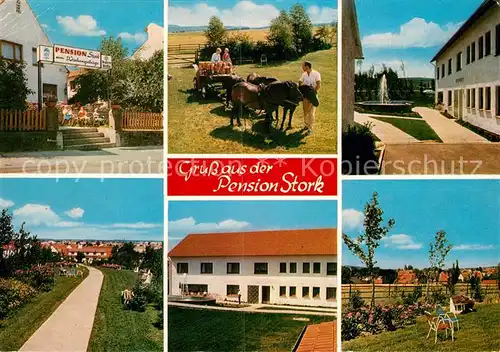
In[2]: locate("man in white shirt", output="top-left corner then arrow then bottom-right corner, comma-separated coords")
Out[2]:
211,48 -> 222,73
299,61 -> 321,134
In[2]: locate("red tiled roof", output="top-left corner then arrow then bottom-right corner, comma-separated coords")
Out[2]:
439,272 -> 449,283
482,279 -> 498,286
397,270 -> 417,284
296,321 -> 336,352
169,228 -> 337,257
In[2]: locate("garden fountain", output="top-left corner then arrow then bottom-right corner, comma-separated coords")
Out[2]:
356,74 -> 414,113
168,273 -> 217,305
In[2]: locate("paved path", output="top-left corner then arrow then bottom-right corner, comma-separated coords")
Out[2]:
0,146 -> 163,174
414,107 -> 489,143
382,143 -> 500,175
355,112 -> 418,144
20,267 -> 104,352
168,302 -> 336,316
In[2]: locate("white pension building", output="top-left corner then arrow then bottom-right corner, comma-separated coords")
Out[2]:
168,228 -> 338,308
432,0 -> 500,135
0,0 -> 68,103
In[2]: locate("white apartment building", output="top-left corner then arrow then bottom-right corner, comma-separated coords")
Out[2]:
0,0 -> 68,102
168,228 -> 338,308
131,23 -> 164,60
432,0 -> 500,135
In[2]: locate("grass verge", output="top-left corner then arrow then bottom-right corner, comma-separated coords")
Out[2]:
87,268 -> 162,352
455,119 -> 500,142
343,303 -> 500,351
168,48 -> 337,154
168,307 -> 333,351
0,268 -> 89,351
370,116 -> 442,142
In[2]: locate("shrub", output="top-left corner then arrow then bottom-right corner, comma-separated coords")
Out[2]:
402,286 -> 422,305
125,283 -> 148,312
347,290 -> 365,310
428,288 -> 447,306
469,276 -> 484,302
0,278 -> 36,319
342,122 -> 379,175
14,264 -> 55,291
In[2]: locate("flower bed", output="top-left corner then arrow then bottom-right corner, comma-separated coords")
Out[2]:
13,264 -> 55,291
342,301 -> 434,341
0,278 -> 37,320
100,263 -> 122,270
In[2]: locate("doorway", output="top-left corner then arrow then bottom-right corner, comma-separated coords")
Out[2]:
262,286 -> 271,303
247,285 -> 259,304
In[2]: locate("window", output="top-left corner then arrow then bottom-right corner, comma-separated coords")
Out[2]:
437,91 -> 444,104
479,36 -> 484,59
313,262 -> 321,274
177,263 -> 188,274
485,31 -> 491,56
201,262 -> 213,274
302,263 -> 310,274
485,87 -> 491,111
326,287 -> 336,300
226,285 -> 239,296
32,48 -> 37,66
466,89 -> 470,108
496,86 -> 500,116
290,262 -> 297,273
254,262 -> 268,274
479,88 -> 484,110
466,45 -> 471,64
227,262 -> 240,274
313,287 -> 320,298
16,0 -> 21,13
187,284 -> 208,293
279,286 -> 286,297
456,52 -> 462,72
472,42 -> 476,62
302,287 -> 310,298
447,58 -> 452,75
441,64 -> 445,78
448,90 -> 452,108
327,262 -> 337,275
472,89 -> 476,108
496,24 -> 500,56
0,40 -> 23,62
290,286 -> 297,297
280,262 -> 287,273
436,66 -> 439,80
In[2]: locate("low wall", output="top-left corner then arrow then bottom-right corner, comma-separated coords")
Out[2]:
118,130 -> 163,147
0,131 -> 58,152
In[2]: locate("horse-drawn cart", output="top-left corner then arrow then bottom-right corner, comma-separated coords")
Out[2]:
193,61 -> 234,99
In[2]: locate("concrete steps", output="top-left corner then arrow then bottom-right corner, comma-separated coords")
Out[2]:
61,128 -> 115,150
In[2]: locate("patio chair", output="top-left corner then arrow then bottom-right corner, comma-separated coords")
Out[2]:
426,311 -> 454,343
450,297 -> 465,315
436,304 -> 460,331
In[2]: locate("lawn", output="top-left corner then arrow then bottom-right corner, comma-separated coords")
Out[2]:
370,116 -> 442,142
87,268 -> 163,352
167,48 -> 337,154
168,307 -> 333,352
0,269 -> 88,351
343,303 -> 500,352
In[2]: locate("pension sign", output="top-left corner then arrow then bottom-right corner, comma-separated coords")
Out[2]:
53,45 -> 101,68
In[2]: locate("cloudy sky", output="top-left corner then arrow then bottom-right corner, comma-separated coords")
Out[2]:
168,0 -> 338,28
168,200 -> 338,250
0,178 -> 163,241
20,0 -> 163,52
343,180 -> 500,269
355,0 -> 483,77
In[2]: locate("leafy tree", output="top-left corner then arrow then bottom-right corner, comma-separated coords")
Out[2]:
111,242 -> 140,269
315,25 -> 332,43
289,4 -> 313,53
205,16 -> 227,47
76,251 -> 85,263
448,260 -> 460,296
427,230 -> 452,295
267,10 -> 294,49
469,275 -> 483,301
0,59 -> 33,110
343,192 -> 395,308
342,266 -> 352,284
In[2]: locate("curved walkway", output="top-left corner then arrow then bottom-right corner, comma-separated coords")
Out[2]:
20,266 -> 104,352
354,112 -> 418,143
414,107 -> 489,143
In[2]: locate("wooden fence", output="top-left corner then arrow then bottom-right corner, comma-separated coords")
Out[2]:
122,111 -> 163,131
0,109 -> 47,131
167,43 -> 204,66
342,283 -> 500,304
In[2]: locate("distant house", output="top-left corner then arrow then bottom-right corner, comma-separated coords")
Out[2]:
131,23 -> 164,61
482,279 -> 498,286
396,270 -> 418,284
431,0 -> 500,135
439,271 -> 449,284
483,267 -> 497,276
0,0 -> 68,103
169,228 -> 338,307
341,0 -> 363,130
51,244 -> 112,263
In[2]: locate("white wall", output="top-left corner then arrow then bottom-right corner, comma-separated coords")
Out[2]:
131,23 -> 163,61
0,0 -> 67,103
435,6 -> 500,134
170,255 -> 338,308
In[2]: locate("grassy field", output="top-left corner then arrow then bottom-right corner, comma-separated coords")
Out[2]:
343,303 -> 500,351
168,48 -> 337,154
371,116 -> 442,142
0,269 -> 88,351
88,269 -> 163,352
168,307 -> 333,352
